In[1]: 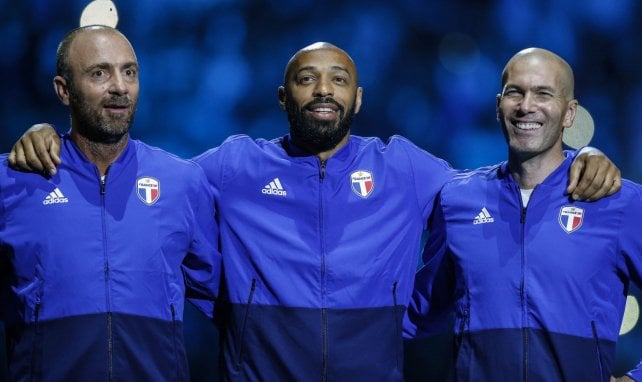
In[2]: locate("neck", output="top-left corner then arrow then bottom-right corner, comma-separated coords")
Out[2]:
508,149 -> 565,189
71,131 -> 128,176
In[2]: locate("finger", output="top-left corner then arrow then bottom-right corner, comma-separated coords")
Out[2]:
607,175 -> 622,197
11,141 -> 34,172
8,149 -> 16,167
50,136 -> 62,166
21,134 -> 46,173
571,160 -> 601,201
33,133 -> 57,176
566,154 -> 584,195
584,161 -> 621,201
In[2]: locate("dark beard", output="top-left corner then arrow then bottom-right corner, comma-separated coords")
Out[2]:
286,97 -> 355,154
68,84 -> 136,144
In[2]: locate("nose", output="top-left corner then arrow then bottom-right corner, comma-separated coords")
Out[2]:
519,92 -> 536,112
108,72 -> 128,95
313,76 -> 333,97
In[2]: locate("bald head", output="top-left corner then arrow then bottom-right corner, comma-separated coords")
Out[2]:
56,25 -> 134,84
502,48 -> 575,100
283,42 -> 358,84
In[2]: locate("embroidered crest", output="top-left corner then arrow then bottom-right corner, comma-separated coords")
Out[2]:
137,177 -> 160,205
558,206 -> 584,233
350,170 -> 374,198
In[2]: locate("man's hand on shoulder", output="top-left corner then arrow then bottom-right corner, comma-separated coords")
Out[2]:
8,123 -> 61,175
567,147 -> 621,201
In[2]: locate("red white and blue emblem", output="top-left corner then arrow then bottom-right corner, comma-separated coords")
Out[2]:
350,170 -> 374,198
137,177 -> 160,205
558,206 -> 584,233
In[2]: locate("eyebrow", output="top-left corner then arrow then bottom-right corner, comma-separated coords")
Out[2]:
296,65 -> 352,78
83,61 -> 139,72
505,84 -> 556,93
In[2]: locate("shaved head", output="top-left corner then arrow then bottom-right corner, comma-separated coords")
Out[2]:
502,47 -> 575,100
283,42 -> 358,84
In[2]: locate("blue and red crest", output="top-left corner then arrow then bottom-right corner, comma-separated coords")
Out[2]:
137,177 -> 160,205
558,206 -> 584,233
350,170 -> 374,198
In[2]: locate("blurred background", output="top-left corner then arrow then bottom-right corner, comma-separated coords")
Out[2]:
1,0 -> 641,380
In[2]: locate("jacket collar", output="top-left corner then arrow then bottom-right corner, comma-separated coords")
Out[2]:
281,133 -> 356,163
61,133 -> 136,176
498,152 -> 574,188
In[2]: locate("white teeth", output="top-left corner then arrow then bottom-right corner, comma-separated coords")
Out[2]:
515,122 -> 540,130
313,108 -> 334,113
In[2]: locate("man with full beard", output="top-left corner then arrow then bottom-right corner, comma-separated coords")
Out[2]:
0,25 -> 221,381
9,42 -> 621,381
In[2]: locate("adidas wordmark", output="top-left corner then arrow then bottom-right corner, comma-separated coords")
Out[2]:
262,178 -> 287,196
473,207 -> 494,224
43,188 -> 69,205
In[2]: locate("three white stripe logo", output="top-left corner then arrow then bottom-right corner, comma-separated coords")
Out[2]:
43,188 -> 69,205
262,178 -> 287,196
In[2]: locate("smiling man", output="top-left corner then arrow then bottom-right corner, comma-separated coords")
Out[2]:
405,48 -> 642,381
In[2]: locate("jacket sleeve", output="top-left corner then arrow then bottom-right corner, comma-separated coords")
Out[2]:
395,136 -> 456,229
183,164 -> 222,319
618,182 -> 642,380
403,193 -> 455,338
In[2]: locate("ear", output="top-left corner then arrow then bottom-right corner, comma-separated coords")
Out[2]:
562,99 -> 579,129
495,93 -> 502,121
54,76 -> 71,106
278,86 -> 286,111
354,87 -> 363,114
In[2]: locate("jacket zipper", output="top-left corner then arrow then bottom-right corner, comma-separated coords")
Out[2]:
319,159 -> 328,382
520,204 -> 528,382
100,170 -> 114,381
519,183 -> 536,382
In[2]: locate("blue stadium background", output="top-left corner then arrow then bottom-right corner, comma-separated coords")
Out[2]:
1,0 -> 641,380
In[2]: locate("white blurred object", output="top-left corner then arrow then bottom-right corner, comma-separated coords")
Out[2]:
80,0 -> 119,28
563,105 -> 595,149
620,294 -> 639,335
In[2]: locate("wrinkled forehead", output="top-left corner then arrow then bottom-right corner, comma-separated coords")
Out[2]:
70,29 -> 137,67
284,48 -> 358,82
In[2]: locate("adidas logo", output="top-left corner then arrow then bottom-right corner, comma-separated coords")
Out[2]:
43,188 -> 69,205
262,178 -> 287,196
473,207 -> 494,224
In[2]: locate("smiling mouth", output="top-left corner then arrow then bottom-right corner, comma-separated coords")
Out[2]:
514,121 -> 542,130
306,103 -> 340,120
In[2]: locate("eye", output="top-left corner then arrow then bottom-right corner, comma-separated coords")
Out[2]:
298,75 -> 315,84
503,89 -> 521,98
334,76 -> 348,85
535,91 -> 553,100
92,69 -> 106,78
124,68 -> 138,77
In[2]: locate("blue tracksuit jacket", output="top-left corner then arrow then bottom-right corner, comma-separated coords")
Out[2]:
405,156 -> 642,381
194,134 -> 455,381
0,135 -> 221,381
